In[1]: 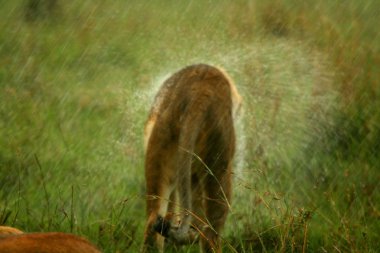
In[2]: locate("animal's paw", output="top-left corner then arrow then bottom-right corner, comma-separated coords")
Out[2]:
166,225 -> 199,245
153,216 -> 199,245
152,215 -> 171,237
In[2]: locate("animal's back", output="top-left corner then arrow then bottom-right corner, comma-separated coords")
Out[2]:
146,64 -> 235,156
0,232 -> 101,253
0,226 -> 23,237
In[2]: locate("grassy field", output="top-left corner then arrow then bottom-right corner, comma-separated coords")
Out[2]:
0,0 -> 379,252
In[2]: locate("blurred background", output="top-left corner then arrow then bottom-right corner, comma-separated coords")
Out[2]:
0,0 -> 379,252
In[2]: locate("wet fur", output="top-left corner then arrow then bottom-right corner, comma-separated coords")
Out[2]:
142,64 -> 241,252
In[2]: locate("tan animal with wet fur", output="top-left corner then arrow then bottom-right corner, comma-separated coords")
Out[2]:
142,64 -> 242,252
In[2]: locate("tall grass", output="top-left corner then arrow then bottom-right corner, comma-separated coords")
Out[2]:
0,0 -> 379,252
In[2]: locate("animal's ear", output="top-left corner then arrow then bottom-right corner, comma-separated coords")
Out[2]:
232,94 -> 243,120
227,79 -> 242,120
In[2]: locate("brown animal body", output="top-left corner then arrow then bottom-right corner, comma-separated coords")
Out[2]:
0,232 -> 101,253
0,226 -> 24,237
142,64 -> 242,252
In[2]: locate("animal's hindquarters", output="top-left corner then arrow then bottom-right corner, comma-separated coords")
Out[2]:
142,64 -> 241,252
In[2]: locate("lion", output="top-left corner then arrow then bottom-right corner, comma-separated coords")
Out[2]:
0,231 -> 101,253
142,64 -> 242,252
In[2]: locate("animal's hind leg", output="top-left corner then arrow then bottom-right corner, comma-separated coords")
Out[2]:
142,190 -> 171,253
142,156 -> 175,252
165,189 -> 178,223
142,204 -> 165,252
190,173 -> 206,234
201,165 -> 232,253
164,171 -> 203,249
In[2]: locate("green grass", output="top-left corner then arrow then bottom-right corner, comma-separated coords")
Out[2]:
1,0 -> 379,252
